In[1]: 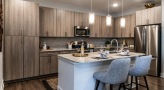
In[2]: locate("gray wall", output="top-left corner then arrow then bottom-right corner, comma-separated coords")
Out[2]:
161,0 -> 164,78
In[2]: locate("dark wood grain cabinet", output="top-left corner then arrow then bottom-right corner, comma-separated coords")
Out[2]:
4,36 -> 24,81
4,0 -> 39,81
39,52 -> 59,75
23,37 -> 39,78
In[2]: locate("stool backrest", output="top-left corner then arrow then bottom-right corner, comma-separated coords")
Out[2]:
105,58 -> 131,84
129,55 -> 152,76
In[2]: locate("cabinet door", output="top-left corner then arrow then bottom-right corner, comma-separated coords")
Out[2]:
141,9 -> 148,25
130,14 -> 136,37
5,0 -> 23,35
147,8 -> 155,24
40,57 -> 51,75
136,11 -> 142,26
122,15 -> 131,37
90,15 -> 101,37
74,12 -> 83,26
51,55 -> 58,73
39,7 -> 56,37
23,37 -> 39,78
114,17 -> 122,37
57,10 -> 74,37
23,1 -> 39,36
154,6 -> 161,23
65,10 -> 74,37
100,16 -> 114,37
4,36 -> 23,81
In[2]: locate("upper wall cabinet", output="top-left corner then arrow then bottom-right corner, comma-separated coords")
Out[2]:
154,6 -> 162,23
39,7 -> 56,37
90,15 -> 101,37
100,16 -> 114,38
114,14 -> 136,37
136,6 -> 161,26
74,12 -> 89,27
57,9 -> 75,37
5,0 -> 39,36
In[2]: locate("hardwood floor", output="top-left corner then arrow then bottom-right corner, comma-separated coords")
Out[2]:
4,76 -> 164,90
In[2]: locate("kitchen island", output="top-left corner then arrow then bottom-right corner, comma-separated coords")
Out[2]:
57,52 -> 145,90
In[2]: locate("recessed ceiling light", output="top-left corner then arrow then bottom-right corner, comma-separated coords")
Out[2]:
113,3 -> 118,7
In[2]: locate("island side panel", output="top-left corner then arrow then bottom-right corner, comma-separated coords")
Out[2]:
58,57 -> 75,90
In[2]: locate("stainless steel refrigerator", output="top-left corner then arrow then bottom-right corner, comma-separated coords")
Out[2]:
134,24 -> 161,76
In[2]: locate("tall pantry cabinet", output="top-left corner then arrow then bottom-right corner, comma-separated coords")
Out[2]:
4,0 -> 39,81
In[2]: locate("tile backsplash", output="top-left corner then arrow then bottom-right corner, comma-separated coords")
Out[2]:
40,37 -> 134,49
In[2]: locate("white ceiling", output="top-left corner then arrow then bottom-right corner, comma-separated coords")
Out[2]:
47,0 -> 161,13
26,0 -> 161,16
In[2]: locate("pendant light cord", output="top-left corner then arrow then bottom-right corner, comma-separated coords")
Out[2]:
108,0 -> 109,15
91,0 -> 92,12
122,0 -> 123,17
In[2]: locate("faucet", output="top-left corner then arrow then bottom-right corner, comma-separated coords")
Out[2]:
110,39 -> 118,51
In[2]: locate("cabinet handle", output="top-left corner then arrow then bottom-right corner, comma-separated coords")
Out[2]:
95,33 -> 97,37
46,31 -> 48,36
65,32 -> 67,37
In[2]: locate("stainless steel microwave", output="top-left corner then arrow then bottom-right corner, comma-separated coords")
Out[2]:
74,26 -> 90,37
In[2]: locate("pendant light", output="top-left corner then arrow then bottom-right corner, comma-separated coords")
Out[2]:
106,0 -> 112,26
120,0 -> 125,28
89,0 -> 95,24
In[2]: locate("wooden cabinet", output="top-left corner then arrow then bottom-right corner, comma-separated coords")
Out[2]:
4,36 -> 24,81
40,57 -> 51,75
23,1 -> 39,36
5,0 -> 39,36
90,15 -> 101,37
136,11 -> 142,26
23,37 -> 39,78
114,17 -> 122,37
4,0 -> 39,81
136,6 -> 161,25
39,52 -> 59,75
5,0 -> 23,35
114,14 -> 136,37
57,9 -> 74,37
74,12 -> 89,27
39,7 -> 56,37
154,6 -> 162,23
100,16 -> 114,37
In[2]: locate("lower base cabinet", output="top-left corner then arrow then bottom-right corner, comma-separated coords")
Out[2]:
39,52 -> 58,75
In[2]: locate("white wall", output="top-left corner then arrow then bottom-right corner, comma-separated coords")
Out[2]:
161,0 -> 164,78
0,52 -> 3,90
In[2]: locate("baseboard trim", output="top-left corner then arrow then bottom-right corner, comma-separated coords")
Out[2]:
160,73 -> 164,78
0,80 -> 4,90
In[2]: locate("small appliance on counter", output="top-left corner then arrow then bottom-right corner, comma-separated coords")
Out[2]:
71,40 -> 88,49
74,26 -> 90,37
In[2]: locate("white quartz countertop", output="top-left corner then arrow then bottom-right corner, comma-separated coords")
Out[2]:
39,48 -> 77,52
58,52 -> 145,64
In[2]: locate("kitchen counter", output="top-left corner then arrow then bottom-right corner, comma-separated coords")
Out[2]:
58,52 -> 144,64
58,52 -> 144,90
39,48 -> 77,52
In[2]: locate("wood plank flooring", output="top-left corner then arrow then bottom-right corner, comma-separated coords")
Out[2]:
4,76 -> 164,90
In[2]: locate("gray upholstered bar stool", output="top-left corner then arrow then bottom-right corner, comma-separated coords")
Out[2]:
128,55 -> 152,90
93,58 -> 131,90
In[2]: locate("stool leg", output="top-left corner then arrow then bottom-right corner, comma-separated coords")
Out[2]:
94,80 -> 100,90
135,77 -> 138,90
123,83 -> 126,90
119,83 -> 122,90
110,84 -> 113,90
144,76 -> 149,90
130,76 -> 133,90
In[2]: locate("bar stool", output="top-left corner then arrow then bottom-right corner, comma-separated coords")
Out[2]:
93,58 -> 131,90
128,55 -> 152,90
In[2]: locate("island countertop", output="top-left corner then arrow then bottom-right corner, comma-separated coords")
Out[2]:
58,52 -> 145,64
